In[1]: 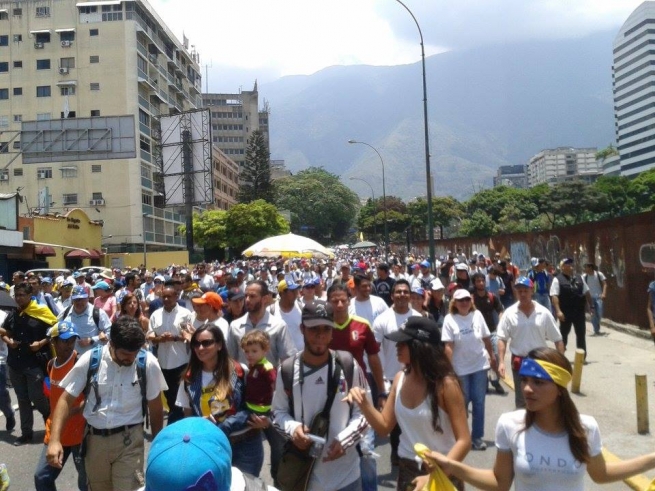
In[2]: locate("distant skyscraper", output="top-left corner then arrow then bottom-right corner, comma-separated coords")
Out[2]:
493,165 -> 527,188
526,148 -> 600,187
614,2 -> 655,176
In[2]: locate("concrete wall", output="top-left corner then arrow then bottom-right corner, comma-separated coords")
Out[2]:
104,250 -> 189,271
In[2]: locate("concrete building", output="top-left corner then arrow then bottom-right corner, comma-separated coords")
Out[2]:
0,0 -> 226,254
493,164 -> 528,188
270,159 -> 291,180
526,147 -> 601,187
211,146 -> 239,210
613,2 -> 655,177
203,83 -> 270,171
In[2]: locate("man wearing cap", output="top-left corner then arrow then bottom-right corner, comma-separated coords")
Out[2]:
224,290 -> 246,324
408,263 -> 422,290
47,316 -> 167,491
272,300 -> 369,491
73,272 -> 94,300
271,279 -> 303,351
373,263 -> 396,307
147,287 -> 192,425
35,321 -> 87,491
55,280 -> 75,312
297,277 -> 319,309
497,276 -> 564,408
528,258 -> 552,310
189,292 -> 229,339
427,278 -> 448,327
58,285 -> 111,356
418,260 -> 435,290
453,263 -> 473,291
550,258 -> 593,357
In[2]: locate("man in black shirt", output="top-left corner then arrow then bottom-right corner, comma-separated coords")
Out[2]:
373,263 -> 395,307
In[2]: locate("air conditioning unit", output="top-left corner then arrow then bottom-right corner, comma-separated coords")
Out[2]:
34,42 -> 44,49
61,40 -> 71,47
0,174 -> 8,181
90,199 -> 105,206
37,170 -> 48,179
58,67 -> 69,74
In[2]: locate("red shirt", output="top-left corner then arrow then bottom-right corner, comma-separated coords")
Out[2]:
245,358 -> 277,413
330,315 -> 380,372
45,351 -> 85,446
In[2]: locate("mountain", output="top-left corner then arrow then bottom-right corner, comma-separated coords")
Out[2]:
260,30 -> 616,201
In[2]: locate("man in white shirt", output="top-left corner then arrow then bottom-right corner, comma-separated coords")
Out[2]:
147,287 -> 192,425
46,316 -> 167,491
497,276 -> 564,408
348,274 -> 388,328
272,279 -> 303,351
196,263 -> 215,292
583,263 -> 608,336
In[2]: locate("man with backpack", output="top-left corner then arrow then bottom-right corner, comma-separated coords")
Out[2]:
58,285 -> 111,355
583,263 -> 608,336
272,300 -> 369,491
46,316 -> 167,491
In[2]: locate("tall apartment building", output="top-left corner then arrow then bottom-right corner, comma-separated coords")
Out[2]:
613,2 -> 655,177
0,0 -> 226,253
493,165 -> 527,188
203,83 -> 270,171
526,147 -> 600,187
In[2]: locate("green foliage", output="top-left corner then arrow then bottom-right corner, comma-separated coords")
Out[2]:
591,176 -> 636,218
179,209 -> 227,249
459,210 -> 498,237
238,130 -> 273,203
225,200 -> 290,255
629,168 -> 655,212
273,167 -> 359,242
595,144 -> 619,161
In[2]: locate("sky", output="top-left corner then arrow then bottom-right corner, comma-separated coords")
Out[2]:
149,0 -> 648,92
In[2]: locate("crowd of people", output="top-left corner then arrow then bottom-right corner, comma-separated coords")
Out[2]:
0,248 -> 651,491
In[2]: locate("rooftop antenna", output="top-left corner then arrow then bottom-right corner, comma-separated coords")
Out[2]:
204,60 -> 212,94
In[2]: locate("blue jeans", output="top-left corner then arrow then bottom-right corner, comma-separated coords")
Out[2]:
459,369 -> 488,440
35,443 -> 88,491
232,431 -> 264,477
0,364 -> 14,421
359,427 -> 377,491
533,293 -> 551,311
338,478 -> 362,491
591,297 -> 603,333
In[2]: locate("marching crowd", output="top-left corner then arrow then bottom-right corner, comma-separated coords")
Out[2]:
0,249 -> 653,491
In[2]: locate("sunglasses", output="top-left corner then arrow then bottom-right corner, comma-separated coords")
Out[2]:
191,339 -> 216,348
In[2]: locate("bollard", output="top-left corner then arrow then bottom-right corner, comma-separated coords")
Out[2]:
571,349 -> 585,394
636,374 -> 649,435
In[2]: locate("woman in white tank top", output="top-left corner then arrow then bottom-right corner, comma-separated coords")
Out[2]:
344,316 -> 470,491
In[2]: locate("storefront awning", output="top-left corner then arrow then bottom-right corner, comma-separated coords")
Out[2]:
35,246 -> 57,257
30,29 -> 51,34
65,249 -> 92,259
90,248 -> 104,257
55,28 -> 76,33
76,0 -> 121,6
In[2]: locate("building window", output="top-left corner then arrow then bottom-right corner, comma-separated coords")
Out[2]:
138,109 -> 149,126
0,62 -> 7,72
89,28 -> 98,36
36,59 -> 51,70
35,33 -> 50,43
37,168 -> 53,179
35,6 -> 50,17
0,170 -> 8,181
141,193 -> 152,205
0,36 -> 7,46
90,83 -> 100,90
0,12 -> 7,20
12,34 -> 21,43
13,88 -> 22,96
60,31 -> 75,42
90,55 -> 99,63
12,141 -> 19,149
13,61 -> 22,68
13,168 -> 22,176
91,164 -> 101,173
36,86 -> 51,97
60,110 -> 76,118
140,135 -> 150,152
63,193 -> 78,205
0,116 -> 7,128
37,113 -> 51,120
60,86 -> 75,96
90,109 -> 100,117
0,89 -> 7,100
13,8 -> 22,16
80,6 -> 97,14
61,167 -> 77,178
60,57 -> 75,69
92,192 -> 103,200
13,114 -> 21,122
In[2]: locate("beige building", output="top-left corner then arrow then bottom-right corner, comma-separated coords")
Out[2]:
211,145 -> 239,210
0,0 -> 236,255
526,147 -> 601,187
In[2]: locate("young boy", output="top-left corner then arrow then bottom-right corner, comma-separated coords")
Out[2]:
240,330 -> 276,419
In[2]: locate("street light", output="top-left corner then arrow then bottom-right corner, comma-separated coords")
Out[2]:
349,176 -> 377,240
394,0 -> 435,268
348,140 -> 389,262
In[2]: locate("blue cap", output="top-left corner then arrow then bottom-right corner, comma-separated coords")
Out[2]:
91,281 -> 111,291
71,285 -> 89,300
411,287 -> 425,296
146,418 -> 232,491
420,260 -> 430,268
515,276 -> 532,288
41,277 -> 53,284
73,271 -> 83,279
47,320 -> 80,340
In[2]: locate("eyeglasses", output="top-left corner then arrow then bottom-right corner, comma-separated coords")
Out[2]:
191,339 -> 216,348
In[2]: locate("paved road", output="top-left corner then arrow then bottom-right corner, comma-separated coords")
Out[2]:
2,320 -> 654,490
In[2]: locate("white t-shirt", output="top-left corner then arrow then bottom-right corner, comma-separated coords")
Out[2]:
583,272 -> 606,298
495,409 -> 602,491
372,308 -> 421,380
348,296 -> 389,327
272,301 -> 303,351
191,313 -> 230,340
148,305 -> 193,369
441,311 -> 491,376
496,302 -> 562,357
549,276 -> 589,296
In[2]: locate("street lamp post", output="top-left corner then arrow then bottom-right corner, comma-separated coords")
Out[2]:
348,140 -> 389,262
349,176 -> 377,240
142,213 -> 148,269
394,0 -> 435,268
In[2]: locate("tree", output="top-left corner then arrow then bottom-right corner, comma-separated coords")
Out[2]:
225,200 -> 290,256
592,175 -> 636,218
274,167 -> 359,243
181,209 -> 228,249
356,196 -> 410,243
459,210 -> 498,237
238,130 -> 273,203
595,144 -> 619,161
628,168 -> 655,212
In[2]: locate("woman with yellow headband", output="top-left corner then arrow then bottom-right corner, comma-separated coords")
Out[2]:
418,347 -> 655,490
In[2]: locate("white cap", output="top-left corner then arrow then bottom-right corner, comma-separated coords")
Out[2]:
430,278 -> 445,291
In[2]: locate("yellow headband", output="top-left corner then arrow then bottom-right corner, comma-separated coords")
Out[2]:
519,358 -> 572,388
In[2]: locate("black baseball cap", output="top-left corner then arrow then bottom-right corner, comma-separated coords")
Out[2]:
227,291 -> 245,301
385,316 -> 442,345
301,300 -> 335,328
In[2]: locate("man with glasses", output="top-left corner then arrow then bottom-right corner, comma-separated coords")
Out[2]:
55,280 -> 75,312
147,287 -> 191,426
58,285 -> 111,355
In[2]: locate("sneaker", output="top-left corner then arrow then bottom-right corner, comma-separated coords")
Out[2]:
0,463 -> 9,491
13,433 -> 33,446
5,414 -> 15,432
492,382 -> 506,395
390,450 -> 399,466
472,438 -> 487,451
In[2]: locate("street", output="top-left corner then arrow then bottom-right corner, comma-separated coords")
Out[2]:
2,320 -> 655,490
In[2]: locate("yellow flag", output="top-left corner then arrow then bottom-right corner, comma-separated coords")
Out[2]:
414,443 -> 457,491
359,232 -> 364,241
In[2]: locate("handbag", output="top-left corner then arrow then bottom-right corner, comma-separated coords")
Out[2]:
277,355 -> 343,491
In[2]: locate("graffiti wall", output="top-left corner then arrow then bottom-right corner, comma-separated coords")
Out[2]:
396,210 -> 655,329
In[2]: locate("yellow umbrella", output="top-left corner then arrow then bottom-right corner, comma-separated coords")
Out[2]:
243,233 -> 334,259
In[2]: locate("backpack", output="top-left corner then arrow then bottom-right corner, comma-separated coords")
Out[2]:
62,305 -> 100,328
83,344 -> 150,428
280,349 -> 354,419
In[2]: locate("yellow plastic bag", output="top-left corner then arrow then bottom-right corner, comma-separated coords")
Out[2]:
414,443 -> 458,491
646,477 -> 655,491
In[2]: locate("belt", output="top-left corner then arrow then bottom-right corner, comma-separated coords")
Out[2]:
88,423 -> 141,437
229,427 -> 261,444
